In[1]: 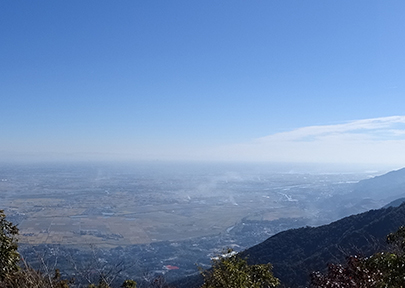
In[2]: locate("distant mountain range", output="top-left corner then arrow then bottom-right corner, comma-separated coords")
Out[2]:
353,167 -> 405,201
174,167 -> 405,288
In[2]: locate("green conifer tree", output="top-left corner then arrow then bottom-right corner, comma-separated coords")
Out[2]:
0,210 -> 20,281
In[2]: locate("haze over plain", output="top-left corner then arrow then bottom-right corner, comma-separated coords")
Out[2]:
1,1 -> 405,167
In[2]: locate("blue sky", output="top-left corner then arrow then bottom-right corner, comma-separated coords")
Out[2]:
1,1 -> 405,165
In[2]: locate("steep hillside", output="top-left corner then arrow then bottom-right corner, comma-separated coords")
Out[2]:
174,204 -> 405,288
174,168 -> 405,288
242,203 -> 405,287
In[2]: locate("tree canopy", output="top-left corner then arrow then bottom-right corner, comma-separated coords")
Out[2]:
0,210 -> 20,281
311,226 -> 405,288
201,249 -> 279,288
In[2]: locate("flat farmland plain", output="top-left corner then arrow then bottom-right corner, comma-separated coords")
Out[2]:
0,162 -> 369,247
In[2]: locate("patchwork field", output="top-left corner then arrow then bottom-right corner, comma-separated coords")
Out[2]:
0,163 -> 367,247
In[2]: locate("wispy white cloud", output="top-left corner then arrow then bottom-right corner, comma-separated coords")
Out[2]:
4,116 -> 405,166
213,116 -> 405,165
257,116 -> 405,142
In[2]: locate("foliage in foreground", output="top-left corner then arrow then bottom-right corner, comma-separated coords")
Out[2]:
201,249 -> 280,288
310,226 -> 405,288
0,267 -> 71,288
0,210 -> 139,288
0,210 -> 74,287
0,210 -> 19,282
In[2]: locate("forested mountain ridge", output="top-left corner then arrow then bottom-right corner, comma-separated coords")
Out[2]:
174,168 -> 405,287
175,203 -> 405,288
242,203 -> 405,287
